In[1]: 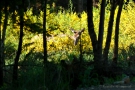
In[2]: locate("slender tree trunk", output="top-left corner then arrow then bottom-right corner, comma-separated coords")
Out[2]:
96,0 -> 106,69
78,0 -> 83,13
12,0 -> 24,85
103,1 -> 117,65
43,0 -> 47,68
43,0 -> 47,88
79,34 -> 83,63
78,0 -> 83,63
87,0 -> 106,69
87,0 -> 97,59
2,1 -> 8,67
113,0 -> 123,65
0,4 -> 3,87
0,1 -> 8,87
97,0 -> 106,59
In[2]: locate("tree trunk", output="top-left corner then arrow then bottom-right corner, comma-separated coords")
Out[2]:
87,0 -> 106,70
0,6 -> 3,87
103,1 -> 117,65
96,0 -> 106,70
78,0 -> 83,63
12,0 -> 24,85
87,0 -> 98,62
113,0 -> 124,65
1,0 -> 8,67
43,0 -> 47,88
0,1 -> 8,87
78,0 -> 83,13
43,0 -> 47,68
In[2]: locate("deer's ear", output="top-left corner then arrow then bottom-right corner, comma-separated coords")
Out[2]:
81,28 -> 85,32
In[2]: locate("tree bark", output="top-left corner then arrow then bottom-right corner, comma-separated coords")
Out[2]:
0,4 -> 3,88
87,0 -> 98,62
87,0 -> 106,70
1,1 -> 8,67
0,1 -> 8,87
78,0 -> 83,13
43,0 -> 47,88
87,0 -> 97,56
103,1 -> 117,65
113,0 -> 124,65
96,0 -> 106,69
43,0 -> 47,68
12,0 -> 24,84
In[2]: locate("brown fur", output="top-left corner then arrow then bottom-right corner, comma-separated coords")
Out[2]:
70,28 -> 85,45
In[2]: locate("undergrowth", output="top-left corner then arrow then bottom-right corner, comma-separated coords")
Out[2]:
1,2 -> 135,90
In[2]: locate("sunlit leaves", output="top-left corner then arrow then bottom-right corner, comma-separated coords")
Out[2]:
4,2 -> 135,62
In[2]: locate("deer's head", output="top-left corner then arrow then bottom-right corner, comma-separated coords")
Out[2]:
70,28 -> 85,45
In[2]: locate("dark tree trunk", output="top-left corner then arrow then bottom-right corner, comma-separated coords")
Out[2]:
1,1 -> 8,67
113,0 -> 124,65
96,0 -> 106,70
43,0 -> 47,68
43,0 -> 47,87
12,0 -> 24,85
78,0 -> 83,13
87,0 -> 106,70
0,1 -> 8,87
0,6 -> 3,87
87,0 -> 98,62
79,33 -> 83,63
103,1 -> 117,65
0,49 -> 3,87
77,0 -> 83,63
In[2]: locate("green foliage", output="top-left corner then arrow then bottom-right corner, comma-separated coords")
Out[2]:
2,2 -> 135,89
68,0 -> 73,13
79,65 -> 100,87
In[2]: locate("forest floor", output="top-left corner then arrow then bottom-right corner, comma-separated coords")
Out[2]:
77,82 -> 135,90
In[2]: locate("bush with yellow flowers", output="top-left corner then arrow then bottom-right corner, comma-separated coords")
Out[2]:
4,3 -> 135,63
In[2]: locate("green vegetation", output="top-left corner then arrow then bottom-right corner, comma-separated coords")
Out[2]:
1,2 -> 135,90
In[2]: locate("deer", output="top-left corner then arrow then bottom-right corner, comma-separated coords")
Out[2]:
70,28 -> 85,45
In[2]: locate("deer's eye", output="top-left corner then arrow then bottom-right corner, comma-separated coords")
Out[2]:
73,32 -> 77,34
